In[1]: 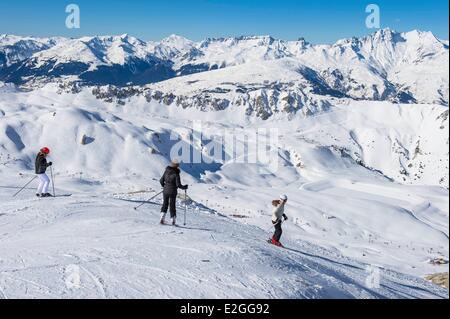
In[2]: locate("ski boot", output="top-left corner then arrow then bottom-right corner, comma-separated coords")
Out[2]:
270,237 -> 283,247
159,213 -> 167,225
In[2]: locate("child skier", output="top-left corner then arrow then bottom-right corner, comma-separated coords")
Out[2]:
270,194 -> 288,247
35,147 -> 53,197
159,159 -> 188,225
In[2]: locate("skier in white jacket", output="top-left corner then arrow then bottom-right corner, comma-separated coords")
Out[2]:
270,195 -> 288,247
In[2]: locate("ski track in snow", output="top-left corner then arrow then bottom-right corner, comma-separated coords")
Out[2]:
0,190 -> 447,299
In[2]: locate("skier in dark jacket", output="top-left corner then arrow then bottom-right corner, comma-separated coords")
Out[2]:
159,159 -> 188,225
35,147 -> 53,197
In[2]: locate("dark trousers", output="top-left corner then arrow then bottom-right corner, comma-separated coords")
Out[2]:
161,193 -> 177,218
273,220 -> 283,242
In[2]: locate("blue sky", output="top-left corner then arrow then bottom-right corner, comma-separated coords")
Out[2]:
0,0 -> 448,43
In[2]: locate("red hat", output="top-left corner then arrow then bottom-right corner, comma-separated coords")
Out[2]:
40,147 -> 50,155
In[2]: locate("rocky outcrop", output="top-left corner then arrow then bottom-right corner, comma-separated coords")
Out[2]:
426,273 -> 449,289
88,82 -> 333,120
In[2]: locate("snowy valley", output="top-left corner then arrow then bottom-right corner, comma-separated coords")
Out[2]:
0,28 -> 449,298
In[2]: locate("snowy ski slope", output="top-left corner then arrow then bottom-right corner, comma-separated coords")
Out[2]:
0,85 -> 448,298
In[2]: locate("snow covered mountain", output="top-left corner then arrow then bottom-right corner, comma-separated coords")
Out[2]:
0,29 -> 448,106
151,34 -> 200,62
296,29 -> 449,105
0,30 -> 448,188
0,34 -> 174,87
0,34 -> 63,68
0,29 -> 448,298
0,86 -> 448,298
173,35 -> 293,75
166,29 -> 449,105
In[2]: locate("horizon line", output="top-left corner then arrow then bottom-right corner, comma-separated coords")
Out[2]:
2,27 -> 449,45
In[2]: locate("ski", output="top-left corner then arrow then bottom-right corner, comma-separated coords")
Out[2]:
37,194 -> 72,198
159,221 -> 176,226
267,239 -> 284,248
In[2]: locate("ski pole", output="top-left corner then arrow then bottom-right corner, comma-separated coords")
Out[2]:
50,166 -> 56,197
134,190 -> 164,210
184,189 -> 187,226
13,175 -> 37,197
266,219 -> 283,232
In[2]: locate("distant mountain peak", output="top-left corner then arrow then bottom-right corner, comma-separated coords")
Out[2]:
161,34 -> 193,45
164,34 -> 189,40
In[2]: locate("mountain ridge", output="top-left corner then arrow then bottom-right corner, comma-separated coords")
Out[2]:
0,29 -> 448,115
